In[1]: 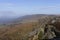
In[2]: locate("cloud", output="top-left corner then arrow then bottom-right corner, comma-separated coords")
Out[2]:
0,11 -> 18,18
0,3 -> 14,6
0,3 -> 15,9
0,2 -> 60,17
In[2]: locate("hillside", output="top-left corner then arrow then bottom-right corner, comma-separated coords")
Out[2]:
0,14 -> 60,40
12,14 -> 55,23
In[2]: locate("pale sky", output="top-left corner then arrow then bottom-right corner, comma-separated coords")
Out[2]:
0,0 -> 60,18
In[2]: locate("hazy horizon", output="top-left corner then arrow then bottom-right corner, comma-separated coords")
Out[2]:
0,0 -> 60,18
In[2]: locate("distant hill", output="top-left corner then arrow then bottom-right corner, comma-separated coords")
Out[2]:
0,14 -> 58,24
12,14 -> 50,23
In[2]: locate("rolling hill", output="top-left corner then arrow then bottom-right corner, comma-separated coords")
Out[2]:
0,14 -> 60,40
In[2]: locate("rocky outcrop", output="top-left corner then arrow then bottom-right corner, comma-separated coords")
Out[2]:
23,17 -> 60,40
38,17 -> 60,40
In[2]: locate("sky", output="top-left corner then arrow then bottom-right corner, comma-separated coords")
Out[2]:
0,0 -> 60,18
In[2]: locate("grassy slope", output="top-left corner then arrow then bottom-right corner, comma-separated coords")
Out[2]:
0,22 -> 39,40
0,15 -> 59,40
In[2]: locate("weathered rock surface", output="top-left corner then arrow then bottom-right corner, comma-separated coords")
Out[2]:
27,17 -> 60,40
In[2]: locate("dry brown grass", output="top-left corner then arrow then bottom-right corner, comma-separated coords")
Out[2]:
0,22 -> 39,40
